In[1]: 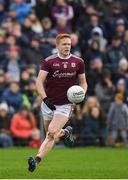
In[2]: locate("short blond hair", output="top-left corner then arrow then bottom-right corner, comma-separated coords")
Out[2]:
56,33 -> 71,45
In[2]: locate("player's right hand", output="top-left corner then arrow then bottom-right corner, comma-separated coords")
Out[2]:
43,97 -> 56,111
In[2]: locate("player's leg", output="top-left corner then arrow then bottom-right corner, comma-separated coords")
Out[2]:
36,114 -> 69,159
43,119 -> 51,133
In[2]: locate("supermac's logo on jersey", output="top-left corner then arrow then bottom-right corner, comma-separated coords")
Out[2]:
71,63 -> 76,67
53,63 -> 60,67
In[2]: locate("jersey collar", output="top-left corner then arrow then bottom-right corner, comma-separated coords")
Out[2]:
57,53 -> 72,59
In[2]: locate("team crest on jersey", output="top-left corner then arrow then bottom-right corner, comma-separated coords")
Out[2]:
62,62 -> 68,68
71,63 -> 76,67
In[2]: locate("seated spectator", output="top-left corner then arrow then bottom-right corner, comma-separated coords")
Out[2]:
81,96 -> 100,117
22,79 -> 38,108
1,82 -> 23,113
104,36 -> 124,73
107,93 -> 128,147
84,40 -> 103,69
82,106 -> 107,146
55,15 -> 71,34
113,57 -> 128,82
2,45 -> 26,82
28,11 -> 43,34
0,0 -> 7,25
40,17 -> 57,58
29,128 -> 41,148
70,33 -> 81,57
22,35 -> 43,67
87,57 -> 104,95
95,69 -> 115,115
88,27 -> 107,52
51,0 -> 74,28
10,105 -> 36,146
115,19 -> 126,40
0,69 -> 6,102
0,102 -> 13,147
9,0 -> 30,24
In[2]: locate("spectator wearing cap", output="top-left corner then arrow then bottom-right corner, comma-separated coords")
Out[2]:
10,105 -> 36,146
88,26 -> 107,52
9,0 -> 31,24
114,57 -> 128,82
104,36 -> 125,73
115,19 -> 126,40
107,93 -> 128,147
1,82 -> 23,114
0,102 -> 13,147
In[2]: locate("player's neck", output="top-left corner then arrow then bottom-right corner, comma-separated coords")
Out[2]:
58,53 -> 71,59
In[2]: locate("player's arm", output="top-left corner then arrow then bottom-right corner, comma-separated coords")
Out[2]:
36,70 -> 48,99
78,73 -> 88,94
36,70 -> 56,110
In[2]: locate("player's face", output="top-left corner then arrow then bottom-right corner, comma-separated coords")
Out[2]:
57,38 -> 71,57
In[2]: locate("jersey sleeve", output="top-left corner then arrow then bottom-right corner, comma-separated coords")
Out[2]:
41,59 -> 50,72
77,59 -> 85,74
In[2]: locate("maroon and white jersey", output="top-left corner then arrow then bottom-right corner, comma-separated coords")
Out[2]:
41,54 -> 85,105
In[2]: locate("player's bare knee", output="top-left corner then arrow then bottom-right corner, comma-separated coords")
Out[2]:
47,128 -> 59,140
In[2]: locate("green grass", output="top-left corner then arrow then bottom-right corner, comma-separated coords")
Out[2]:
0,147 -> 128,179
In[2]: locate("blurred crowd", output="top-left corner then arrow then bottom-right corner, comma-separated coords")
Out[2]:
1,0 -> 128,148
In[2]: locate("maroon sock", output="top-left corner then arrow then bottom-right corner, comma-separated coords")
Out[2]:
35,156 -> 41,164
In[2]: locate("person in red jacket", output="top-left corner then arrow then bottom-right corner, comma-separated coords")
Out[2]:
10,105 -> 36,146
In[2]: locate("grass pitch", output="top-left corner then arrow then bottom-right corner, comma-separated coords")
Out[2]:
0,147 -> 128,179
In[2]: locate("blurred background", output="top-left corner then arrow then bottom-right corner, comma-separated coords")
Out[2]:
1,0 -> 128,148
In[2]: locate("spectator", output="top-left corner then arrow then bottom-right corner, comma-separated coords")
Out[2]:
1,82 -> 23,113
29,128 -> 41,148
2,45 -> 26,82
95,69 -> 115,115
35,0 -> 54,21
70,33 -> 81,57
88,26 -> 107,52
10,105 -> 36,146
40,17 -> 57,58
0,102 -> 13,147
51,0 -> 74,28
82,106 -> 107,146
0,0 -> 7,25
107,93 -> 128,147
104,36 -> 124,73
9,0 -> 31,24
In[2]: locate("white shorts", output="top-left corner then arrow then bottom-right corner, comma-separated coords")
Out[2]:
41,102 -> 74,120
